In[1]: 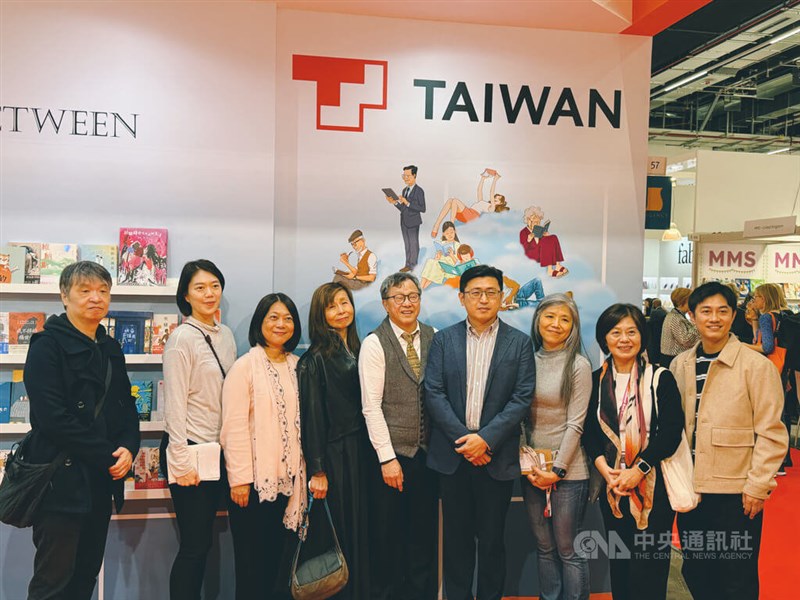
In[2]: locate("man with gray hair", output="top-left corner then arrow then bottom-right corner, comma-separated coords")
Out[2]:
359,272 -> 438,599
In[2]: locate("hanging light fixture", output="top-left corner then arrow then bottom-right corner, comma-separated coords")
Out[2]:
662,222 -> 682,241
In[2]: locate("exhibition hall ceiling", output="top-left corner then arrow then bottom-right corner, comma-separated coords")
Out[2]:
650,0 -> 800,153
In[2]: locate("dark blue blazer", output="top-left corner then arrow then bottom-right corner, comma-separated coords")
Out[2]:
396,184 -> 426,228
424,319 -> 536,480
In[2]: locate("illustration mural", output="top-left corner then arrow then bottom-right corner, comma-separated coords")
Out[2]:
332,229 -> 378,290
384,164 -> 425,272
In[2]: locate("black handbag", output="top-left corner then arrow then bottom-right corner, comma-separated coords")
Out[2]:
290,493 -> 349,600
0,361 -> 113,528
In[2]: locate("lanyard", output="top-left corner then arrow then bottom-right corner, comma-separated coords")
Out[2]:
617,375 -> 634,469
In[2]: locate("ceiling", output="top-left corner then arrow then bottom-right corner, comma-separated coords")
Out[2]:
650,0 -> 800,153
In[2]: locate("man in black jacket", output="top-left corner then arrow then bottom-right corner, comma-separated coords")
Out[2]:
23,261 -> 140,600
647,298 -> 668,365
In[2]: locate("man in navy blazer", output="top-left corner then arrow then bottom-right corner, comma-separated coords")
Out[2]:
424,265 -> 536,600
386,164 -> 425,272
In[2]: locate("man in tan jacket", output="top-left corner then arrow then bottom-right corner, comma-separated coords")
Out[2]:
671,281 -> 788,600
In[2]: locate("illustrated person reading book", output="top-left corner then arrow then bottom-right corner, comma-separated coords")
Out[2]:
430,170 -> 510,238
442,245 -> 478,289
519,205 -> 569,278
420,221 -> 462,289
333,229 -> 377,291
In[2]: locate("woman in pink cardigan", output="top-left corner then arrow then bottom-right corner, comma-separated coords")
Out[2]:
221,293 -> 307,600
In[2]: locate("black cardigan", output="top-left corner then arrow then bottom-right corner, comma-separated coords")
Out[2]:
582,364 -> 684,472
23,314 -> 141,514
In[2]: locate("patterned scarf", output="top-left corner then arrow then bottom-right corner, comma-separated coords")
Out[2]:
596,357 -> 656,530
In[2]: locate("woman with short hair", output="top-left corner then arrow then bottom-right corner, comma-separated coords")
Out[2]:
24,261 -> 140,600
523,293 -> 592,600
163,259 -> 237,600
583,303 -> 684,600
221,293 -> 306,599
659,287 -> 699,367
297,282 -> 369,599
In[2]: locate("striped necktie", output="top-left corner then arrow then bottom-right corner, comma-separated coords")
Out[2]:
401,332 -> 420,378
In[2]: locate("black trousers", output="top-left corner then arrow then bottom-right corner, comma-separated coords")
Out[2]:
227,487 -> 293,600
368,451 -> 438,600
599,467 -> 675,600
677,493 -> 763,600
169,480 -> 225,600
439,462 -> 514,600
28,496 -> 112,600
401,224 -> 420,268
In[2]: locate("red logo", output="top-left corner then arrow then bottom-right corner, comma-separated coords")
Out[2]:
292,55 -> 388,132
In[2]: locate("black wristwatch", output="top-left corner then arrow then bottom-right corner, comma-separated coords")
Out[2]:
636,459 -> 652,475
552,467 -> 567,479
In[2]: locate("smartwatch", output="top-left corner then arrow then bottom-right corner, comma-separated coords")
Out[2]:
636,459 -> 652,475
552,467 -> 567,479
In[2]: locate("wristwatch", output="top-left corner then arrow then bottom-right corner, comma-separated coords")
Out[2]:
552,467 -> 567,479
636,459 -> 652,475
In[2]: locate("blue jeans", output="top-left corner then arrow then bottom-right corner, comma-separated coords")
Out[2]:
515,277 -> 545,308
522,478 -> 590,600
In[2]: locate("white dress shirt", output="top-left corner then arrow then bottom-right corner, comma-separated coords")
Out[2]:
465,318 -> 500,431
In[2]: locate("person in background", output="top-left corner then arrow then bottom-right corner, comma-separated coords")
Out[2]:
659,287 -> 699,367
333,230 -> 378,291
726,283 -> 754,344
522,294 -> 592,600
424,265 -> 536,600
298,282 -> 369,599
359,272 -> 438,599
221,293 -> 306,599
385,165 -> 426,273
646,298 -> 667,365
163,259 -> 237,600
583,304 -> 684,600
671,282 -> 788,600
745,282 -> 791,473
24,261 -> 140,600
643,298 -> 652,318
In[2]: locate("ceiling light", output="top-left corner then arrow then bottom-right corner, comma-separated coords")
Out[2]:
662,223 -> 682,241
770,25 -> 800,44
662,71 -> 709,93
767,147 -> 792,155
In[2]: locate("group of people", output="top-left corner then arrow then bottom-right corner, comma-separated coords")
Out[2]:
21,259 -> 789,600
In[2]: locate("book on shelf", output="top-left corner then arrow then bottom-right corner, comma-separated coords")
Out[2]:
783,282 -> 800,300
8,312 -> 46,353
0,312 -> 8,354
0,450 -> 10,484
133,447 -> 167,489
9,242 -> 41,284
78,244 -> 118,281
104,311 -> 153,354
118,228 -> 168,286
131,380 -> 153,421
0,382 -> 10,424
40,243 -> 78,285
532,220 -> 551,239
151,314 -> 178,354
10,370 -> 29,424
0,246 -> 26,284
153,379 -> 165,422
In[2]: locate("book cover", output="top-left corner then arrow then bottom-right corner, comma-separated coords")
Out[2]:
439,258 -> 478,277
532,220 -> 551,240
0,382 -> 11,424
9,242 -> 41,284
78,244 -> 118,281
10,370 -> 29,423
0,246 -> 26,284
0,450 -> 10,484
118,228 -> 168,286
151,314 -> 178,354
40,243 -> 78,284
131,380 -> 153,421
0,312 -> 8,354
8,312 -> 46,353
154,379 -> 165,422
134,448 -> 167,489
107,311 -> 153,354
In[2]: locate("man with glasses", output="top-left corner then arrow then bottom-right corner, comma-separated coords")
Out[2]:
359,272 -> 438,599
385,165 -> 426,273
333,229 -> 377,290
424,265 -> 536,600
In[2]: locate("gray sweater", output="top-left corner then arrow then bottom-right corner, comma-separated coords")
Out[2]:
526,348 -> 592,481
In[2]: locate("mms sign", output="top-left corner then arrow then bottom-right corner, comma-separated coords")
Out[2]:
292,55 -> 388,132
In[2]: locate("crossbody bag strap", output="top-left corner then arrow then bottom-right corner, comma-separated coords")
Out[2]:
185,323 -> 226,378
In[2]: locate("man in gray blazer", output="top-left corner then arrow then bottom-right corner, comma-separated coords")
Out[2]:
424,265 -> 536,600
386,164 -> 425,272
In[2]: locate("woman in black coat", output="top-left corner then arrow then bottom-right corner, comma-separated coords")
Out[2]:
23,261 -> 140,600
297,282 -> 369,599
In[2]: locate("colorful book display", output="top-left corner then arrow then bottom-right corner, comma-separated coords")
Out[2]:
0,246 -> 26,284
8,312 -> 46,353
0,312 -> 8,354
0,382 -> 11,424
78,244 -> 118,281
39,243 -> 77,284
104,311 -> 153,354
131,380 -> 153,421
151,314 -> 178,354
133,448 -> 167,489
118,228 -> 168,286
9,370 -> 29,423
9,243 -> 41,284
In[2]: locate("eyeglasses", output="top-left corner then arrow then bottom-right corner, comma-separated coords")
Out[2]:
607,330 -> 640,341
463,289 -> 502,300
383,293 -> 421,305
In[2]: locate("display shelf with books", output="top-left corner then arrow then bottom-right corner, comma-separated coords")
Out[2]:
0,421 -> 165,435
0,280 -> 178,297
0,352 -> 163,366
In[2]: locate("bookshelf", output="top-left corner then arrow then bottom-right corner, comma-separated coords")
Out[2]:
0,352 -> 163,366
0,280 -> 178,297
0,421 -> 165,435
